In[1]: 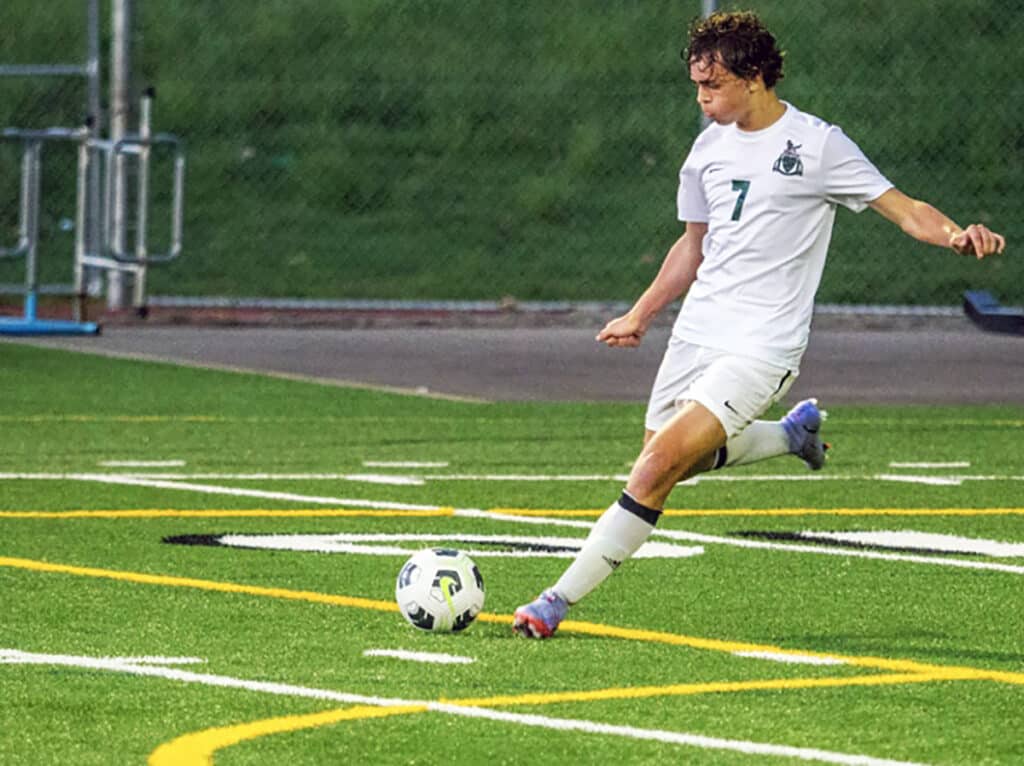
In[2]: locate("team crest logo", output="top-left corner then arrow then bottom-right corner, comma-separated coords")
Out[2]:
772,140 -> 804,176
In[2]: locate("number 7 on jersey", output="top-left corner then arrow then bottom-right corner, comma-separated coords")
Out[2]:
730,179 -> 751,221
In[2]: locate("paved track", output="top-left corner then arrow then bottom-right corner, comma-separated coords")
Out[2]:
5,319 -> 1022,404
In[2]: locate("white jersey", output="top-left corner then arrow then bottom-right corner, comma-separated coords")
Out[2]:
674,102 -> 893,370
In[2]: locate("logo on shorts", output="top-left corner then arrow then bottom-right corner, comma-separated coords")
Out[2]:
772,140 -> 804,176
723,399 -> 753,427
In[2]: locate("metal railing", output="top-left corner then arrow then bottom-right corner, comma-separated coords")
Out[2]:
0,94 -> 185,333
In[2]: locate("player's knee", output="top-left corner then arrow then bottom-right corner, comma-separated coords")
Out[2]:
629,447 -> 691,496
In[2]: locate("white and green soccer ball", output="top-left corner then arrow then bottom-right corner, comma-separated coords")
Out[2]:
395,548 -> 485,632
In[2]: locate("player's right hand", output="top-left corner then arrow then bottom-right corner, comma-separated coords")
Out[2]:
596,314 -> 646,348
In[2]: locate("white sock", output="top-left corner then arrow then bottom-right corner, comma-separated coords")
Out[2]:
553,492 -> 659,604
715,420 -> 789,468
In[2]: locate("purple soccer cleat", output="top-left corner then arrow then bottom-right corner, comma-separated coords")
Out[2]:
782,397 -> 830,470
512,589 -> 569,639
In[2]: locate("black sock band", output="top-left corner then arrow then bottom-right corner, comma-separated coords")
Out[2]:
618,491 -> 662,526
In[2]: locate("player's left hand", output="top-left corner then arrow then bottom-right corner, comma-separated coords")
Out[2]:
950,224 -> 1006,259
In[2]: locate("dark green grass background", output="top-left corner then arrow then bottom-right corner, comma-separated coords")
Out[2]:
1,1 -> 1020,305
1,343 -> 1023,763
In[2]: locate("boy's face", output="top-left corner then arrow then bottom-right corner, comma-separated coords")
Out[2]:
689,54 -> 754,125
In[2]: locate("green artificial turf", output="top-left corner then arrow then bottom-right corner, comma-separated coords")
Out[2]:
1,343 -> 1022,764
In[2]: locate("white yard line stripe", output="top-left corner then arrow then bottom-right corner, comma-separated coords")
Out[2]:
418,473 -> 1018,485
424,473 -> 634,482
3,472 -> 1024,484
800,531 -> 1024,558
66,474 -> 440,511
99,460 -> 186,468
733,651 -> 847,667
873,474 -> 963,486
651,528 -> 1024,575
40,473 -> 425,485
214,532 -> 701,560
107,656 -> 206,665
4,472 -> 1021,573
424,473 -> 843,482
429,704 -> 924,766
888,462 -> 970,469
363,649 -> 475,665
0,649 -> 926,766
0,650 -> 403,705
363,461 -> 449,468
325,474 -> 425,486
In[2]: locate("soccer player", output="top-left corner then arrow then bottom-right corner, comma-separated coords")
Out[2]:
512,11 -> 1006,638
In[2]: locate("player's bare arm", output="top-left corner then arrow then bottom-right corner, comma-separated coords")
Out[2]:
868,188 -> 1006,258
596,222 -> 707,348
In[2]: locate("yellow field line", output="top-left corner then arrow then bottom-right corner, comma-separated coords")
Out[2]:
0,509 -> 454,520
148,704 -> 426,766
544,619 -> 1024,683
494,508 -> 1024,517
443,671 -> 951,708
3,553 -> 1015,763
148,672 -> 946,766
4,554 -> 1023,687
0,556 -> 401,614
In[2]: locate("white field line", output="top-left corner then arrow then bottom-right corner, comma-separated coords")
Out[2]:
4,472 -> 1024,486
639,528 -> 1024,576
0,649 -> 399,705
873,474 -> 963,487
99,460 -> 186,468
104,656 -> 206,665
362,649 -> 475,665
43,472 -> 635,483
363,461 -> 449,468
63,474 -> 441,511
0,649 -> 926,766
888,462 -> 970,469
1,472 -> 426,486
6,472 -> 1022,573
214,532 -> 703,560
431,473 -> 960,484
455,509 -> 1024,575
733,651 -> 847,667
8,472 -> 1024,485
801,531 -> 1024,558
428,703 -> 926,766
429,472 -> 1017,485
322,474 -> 425,486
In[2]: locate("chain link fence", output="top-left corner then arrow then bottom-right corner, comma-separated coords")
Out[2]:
2,0 -> 1021,306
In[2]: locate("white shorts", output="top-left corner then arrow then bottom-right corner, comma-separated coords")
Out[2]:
645,339 -> 797,438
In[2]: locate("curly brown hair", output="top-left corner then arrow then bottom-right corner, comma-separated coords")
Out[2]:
683,11 -> 785,89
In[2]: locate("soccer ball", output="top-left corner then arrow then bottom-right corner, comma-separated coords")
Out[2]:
395,548 -> 485,632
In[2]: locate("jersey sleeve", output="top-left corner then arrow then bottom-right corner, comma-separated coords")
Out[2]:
676,151 -> 709,223
821,127 -> 893,212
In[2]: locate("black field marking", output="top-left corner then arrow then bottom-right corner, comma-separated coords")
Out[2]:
162,534 -> 581,554
162,534 -> 222,547
734,530 -> 973,558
